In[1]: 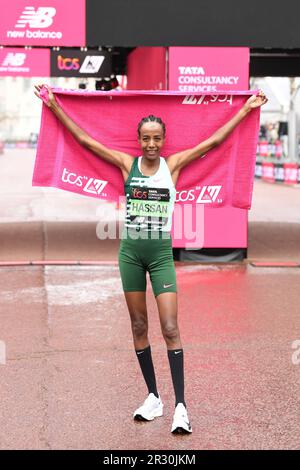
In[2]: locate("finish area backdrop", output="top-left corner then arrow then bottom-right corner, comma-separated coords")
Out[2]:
1,1 -> 300,48
33,89 -> 260,246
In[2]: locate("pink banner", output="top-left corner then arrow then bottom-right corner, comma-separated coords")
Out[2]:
0,0 -> 85,46
169,47 -> 249,92
0,47 -> 50,76
33,89 -> 260,227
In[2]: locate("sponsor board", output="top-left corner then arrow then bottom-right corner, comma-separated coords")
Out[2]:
0,47 -> 50,76
1,1 -> 85,46
51,49 -> 112,77
169,47 -> 249,93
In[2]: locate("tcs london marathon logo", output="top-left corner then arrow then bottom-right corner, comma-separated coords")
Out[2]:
175,185 -> 223,204
57,55 -> 105,73
61,168 -> 108,196
7,6 -> 62,40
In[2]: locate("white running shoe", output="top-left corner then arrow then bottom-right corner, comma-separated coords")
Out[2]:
133,393 -> 164,421
171,403 -> 192,434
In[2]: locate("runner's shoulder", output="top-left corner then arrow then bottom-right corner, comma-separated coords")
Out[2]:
115,151 -> 134,173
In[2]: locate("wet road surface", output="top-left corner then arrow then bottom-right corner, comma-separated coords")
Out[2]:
0,263 -> 299,450
0,150 -> 299,449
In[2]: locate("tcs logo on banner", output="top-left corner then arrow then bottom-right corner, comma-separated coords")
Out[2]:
61,168 -> 108,196
57,55 -> 80,71
176,186 -> 223,203
57,55 -> 105,72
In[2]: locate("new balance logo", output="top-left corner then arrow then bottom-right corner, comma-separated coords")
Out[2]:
163,283 -> 174,288
79,56 -> 105,74
130,177 -> 148,186
15,6 -> 56,29
2,53 -> 26,67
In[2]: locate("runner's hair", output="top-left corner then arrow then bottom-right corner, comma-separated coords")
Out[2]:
138,115 -> 166,137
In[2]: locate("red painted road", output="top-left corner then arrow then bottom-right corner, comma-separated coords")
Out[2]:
0,149 -> 300,449
0,263 -> 299,450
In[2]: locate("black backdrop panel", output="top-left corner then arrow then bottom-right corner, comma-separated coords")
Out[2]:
51,49 -> 112,77
250,54 -> 300,77
86,0 -> 300,47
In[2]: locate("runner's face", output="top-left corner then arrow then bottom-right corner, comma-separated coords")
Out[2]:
138,122 -> 165,160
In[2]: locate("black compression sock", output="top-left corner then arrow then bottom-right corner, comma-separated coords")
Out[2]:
135,345 -> 159,398
167,349 -> 186,407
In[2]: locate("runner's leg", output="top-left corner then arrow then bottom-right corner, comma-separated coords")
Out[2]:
156,292 -> 186,407
124,291 -> 158,397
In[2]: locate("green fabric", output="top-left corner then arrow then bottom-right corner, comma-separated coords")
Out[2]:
124,157 -> 175,233
118,236 -> 177,297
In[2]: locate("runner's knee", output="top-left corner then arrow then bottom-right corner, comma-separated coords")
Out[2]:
131,316 -> 148,339
162,323 -> 179,343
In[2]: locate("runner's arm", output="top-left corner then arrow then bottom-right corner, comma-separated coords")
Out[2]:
167,90 -> 267,174
34,84 -> 134,173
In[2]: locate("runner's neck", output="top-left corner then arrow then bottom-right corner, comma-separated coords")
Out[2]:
140,156 -> 161,176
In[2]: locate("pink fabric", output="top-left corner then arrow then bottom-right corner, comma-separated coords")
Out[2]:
33,88 -> 260,209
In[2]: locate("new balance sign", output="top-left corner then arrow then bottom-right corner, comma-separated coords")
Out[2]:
0,48 -> 50,76
1,1 -> 85,46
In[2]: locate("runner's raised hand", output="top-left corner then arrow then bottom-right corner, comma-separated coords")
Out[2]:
244,89 -> 268,110
34,84 -> 56,107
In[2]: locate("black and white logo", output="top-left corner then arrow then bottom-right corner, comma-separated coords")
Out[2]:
79,56 -> 105,73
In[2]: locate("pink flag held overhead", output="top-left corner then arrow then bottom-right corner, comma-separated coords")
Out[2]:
32,88 -> 260,210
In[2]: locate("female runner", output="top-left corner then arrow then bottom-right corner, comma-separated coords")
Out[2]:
34,85 -> 267,433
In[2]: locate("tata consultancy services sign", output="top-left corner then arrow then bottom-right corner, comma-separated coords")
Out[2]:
169,47 -> 249,92
0,0 -> 85,46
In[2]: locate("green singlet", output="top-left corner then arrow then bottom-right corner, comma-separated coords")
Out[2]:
118,156 -> 177,297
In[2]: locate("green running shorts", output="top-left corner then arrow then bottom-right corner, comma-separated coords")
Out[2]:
118,232 -> 177,297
